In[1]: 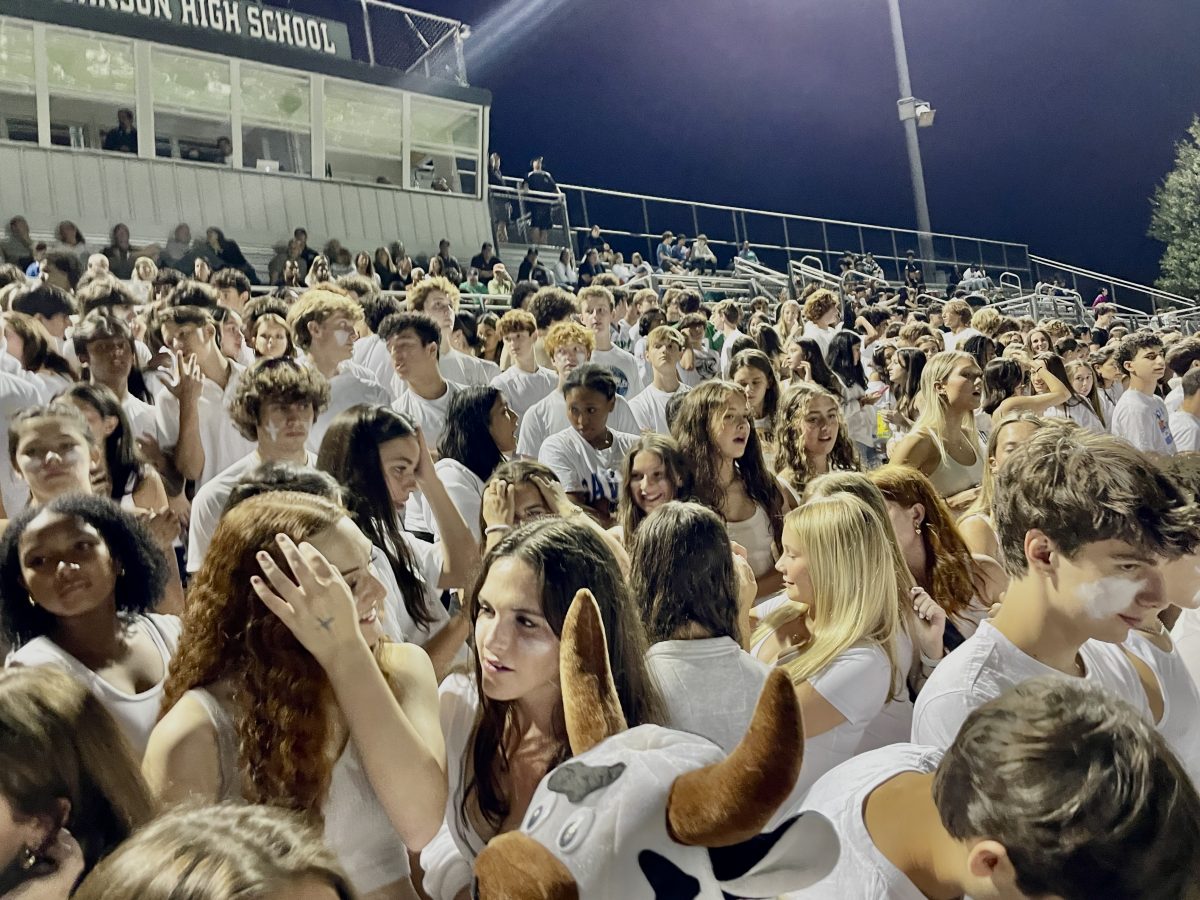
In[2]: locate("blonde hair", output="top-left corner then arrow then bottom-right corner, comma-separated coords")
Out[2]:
285,289 -> 363,351
970,306 -> 1002,338
74,804 -> 354,900
968,412 -> 1049,518
911,350 -> 982,464
577,285 -> 614,312
496,308 -> 536,338
543,320 -> 594,356
753,494 -> 901,692
408,275 -> 460,312
646,324 -> 685,350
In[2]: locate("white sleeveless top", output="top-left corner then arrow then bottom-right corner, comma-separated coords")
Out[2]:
920,428 -> 983,499
725,504 -> 776,578
6,613 -> 180,758
186,686 -> 411,893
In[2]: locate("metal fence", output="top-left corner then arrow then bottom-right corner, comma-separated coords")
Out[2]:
359,0 -> 468,85
1029,255 -> 1196,317
549,182 -> 1031,288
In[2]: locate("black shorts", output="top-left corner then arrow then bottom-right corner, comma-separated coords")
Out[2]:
530,204 -> 554,230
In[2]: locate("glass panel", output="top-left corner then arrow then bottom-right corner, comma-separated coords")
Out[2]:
409,97 -> 479,149
0,21 -> 34,89
240,66 -> 310,129
242,126 -> 310,175
152,49 -> 231,117
324,80 -> 402,155
0,90 -> 36,142
46,30 -> 136,99
409,145 -> 478,195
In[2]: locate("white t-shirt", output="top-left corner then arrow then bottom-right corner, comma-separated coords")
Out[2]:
718,328 -> 747,377
1125,629 -> 1200,787
590,345 -> 644,398
943,326 -> 981,353
801,321 -> 838,358
1111,389 -> 1176,455
391,380 -> 462,448
155,359 -> 255,489
382,529 -> 453,648
1044,399 -> 1108,435
440,347 -> 498,388
187,452 -> 316,573
680,346 -> 719,387
515,390 -> 639,459
841,382 -> 876,445
6,613 -> 181,757
407,457 -> 485,544
121,392 -> 157,441
911,620 -> 1152,748
352,333 -> 397,394
538,427 -> 639,505
645,637 -> 770,754
489,364 -> 557,419
1166,384 -> 1185,413
0,366 -> 43,516
782,744 -> 944,900
310,362 -> 394,454
1172,607 -> 1200,691
628,382 -> 689,435
1169,409 -> 1200,452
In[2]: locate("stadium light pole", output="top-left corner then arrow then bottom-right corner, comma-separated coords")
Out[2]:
885,0 -> 936,276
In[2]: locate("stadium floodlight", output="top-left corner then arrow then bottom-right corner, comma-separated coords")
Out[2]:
896,97 -> 936,128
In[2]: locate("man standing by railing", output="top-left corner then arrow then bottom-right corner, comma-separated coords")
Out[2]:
523,157 -> 559,245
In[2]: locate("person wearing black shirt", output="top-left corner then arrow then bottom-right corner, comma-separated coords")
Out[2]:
577,248 -> 606,287
522,157 -> 559,244
293,228 -> 318,270
102,108 -> 138,154
488,152 -> 511,243
517,247 -> 549,285
581,224 -> 605,258
436,239 -> 461,275
470,242 -> 500,284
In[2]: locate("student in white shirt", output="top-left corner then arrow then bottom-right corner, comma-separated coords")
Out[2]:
792,676 -> 1200,900
409,385 -> 519,544
538,364 -> 639,526
677,312 -> 719,386
1111,333 -> 1176,454
71,313 -> 156,440
1168,367 -> 1200,452
632,501 -> 762,752
0,361 -> 44,517
316,405 -> 482,681
286,289 -> 392,453
800,288 -> 841,357
629,325 -> 689,434
154,304 -> 254,489
0,493 -> 180,756
516,321 -> 638,458
912,426 -> 1199,749
351,294 -> 404,389
751,493 -> 904,799
407,276 -> 498,388
381,312 -> 462,448
418,519 -> 664,900
186,358 -> 329,573
939,297 -> 981,353
713,301 -> 745,378
1165,337 -> 1200,412
489,309 -> 557,419
579,285 -> 643,398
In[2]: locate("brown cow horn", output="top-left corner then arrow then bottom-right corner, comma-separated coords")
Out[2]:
560,588 -> 627,755
666,668 -> 804,847
475,832 -> 579,900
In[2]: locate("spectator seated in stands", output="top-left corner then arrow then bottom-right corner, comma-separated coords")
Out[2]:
737,240 -> 760,264
0,216 -> 34,270
518,247 -> 550,285
657,231 -> 682,273
554,249 -> 578,288
203,227 -> 258,283
469,242 -> 499,284
578,248 -> 607,287
460,267 -> 488,296
488,263 -> 515,296
686,234 -> 718,275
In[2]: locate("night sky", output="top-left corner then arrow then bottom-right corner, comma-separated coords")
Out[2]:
424,0 -> 1200,286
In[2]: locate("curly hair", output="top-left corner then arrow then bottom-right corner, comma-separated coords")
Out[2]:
0,494 -> 167,646
775,382 -> 862,497
228,358 -> 331,442
286,290 -> 364,352
870,465 -> 982,620
161,492 -> 355,820
407,275 -> 461,313
543,320 -> 594,357
670,380 -> 783,544
801,288 -> 838,324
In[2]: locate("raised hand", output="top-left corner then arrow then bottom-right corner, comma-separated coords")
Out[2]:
411,425 -> 438,485
165,353 -> 203,406
250,533 -> 366,668
482,478 -> 516,528
910,586 -> 947,663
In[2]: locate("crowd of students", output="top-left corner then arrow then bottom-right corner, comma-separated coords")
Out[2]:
0,248 -> 1198,900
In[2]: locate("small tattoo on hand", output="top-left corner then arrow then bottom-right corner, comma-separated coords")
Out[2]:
317,616 -> 335,631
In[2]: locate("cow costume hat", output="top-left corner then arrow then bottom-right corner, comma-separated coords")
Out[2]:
473,589 -> 840,899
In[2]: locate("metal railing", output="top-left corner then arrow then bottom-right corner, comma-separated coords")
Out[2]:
548,180 -> 1031,287
489,184 -> 572,250
1029,255 -> 1196,316
359,1 -> 469,84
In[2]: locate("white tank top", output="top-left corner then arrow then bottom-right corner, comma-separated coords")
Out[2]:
187,686 -> 411,894
921,428 -> 983,499
6,613 -> 180,757
725,504 -> 776,578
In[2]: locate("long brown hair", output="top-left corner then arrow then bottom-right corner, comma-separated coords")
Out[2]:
161,492 -> 356,820
462,519 -> 663,837
670,380 -> 783,542
775,382 -> 862,497
870,466 -> 983,620
3,312 -> 75,380
614,433 -> 694,546
0,668 -> 155,884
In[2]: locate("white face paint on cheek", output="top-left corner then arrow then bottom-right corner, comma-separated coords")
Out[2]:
1075,576 -> 1144,619
333,329 -> 352,347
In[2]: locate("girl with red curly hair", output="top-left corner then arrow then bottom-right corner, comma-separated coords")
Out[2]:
142,490 -> 446,900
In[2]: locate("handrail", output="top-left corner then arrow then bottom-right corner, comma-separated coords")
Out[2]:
1029,255 -> 1194,305
999,272 -> 1022,294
